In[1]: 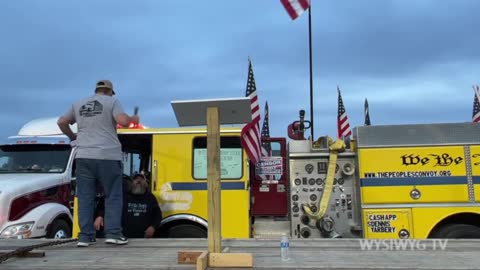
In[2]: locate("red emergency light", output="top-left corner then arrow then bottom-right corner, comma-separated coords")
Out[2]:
116,123 -> 145,129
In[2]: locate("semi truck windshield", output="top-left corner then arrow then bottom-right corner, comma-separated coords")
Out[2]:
0,145 -> 71,173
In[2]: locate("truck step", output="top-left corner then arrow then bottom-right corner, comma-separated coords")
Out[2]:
253,217 -> 291,239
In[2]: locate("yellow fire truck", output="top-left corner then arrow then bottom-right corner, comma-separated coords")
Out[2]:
72,126 -> 250,238
285,120 -> 480,239
70,115 -> 480,239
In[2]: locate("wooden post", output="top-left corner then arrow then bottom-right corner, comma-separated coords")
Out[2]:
196,251 -> 209,270
180,102 -> 252,269
207,106 -> 221,253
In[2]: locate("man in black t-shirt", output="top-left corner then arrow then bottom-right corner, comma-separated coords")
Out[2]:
94,174 -> 162,238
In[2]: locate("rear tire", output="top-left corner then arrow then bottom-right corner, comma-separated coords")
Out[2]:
166,224 -> 207,238
47,219 -> 71,239
430,224 -> 480,238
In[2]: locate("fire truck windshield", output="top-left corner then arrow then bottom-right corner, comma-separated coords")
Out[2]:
0,144 -> 71,173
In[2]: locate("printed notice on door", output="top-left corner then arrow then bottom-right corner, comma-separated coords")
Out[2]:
256,157 -> 282,174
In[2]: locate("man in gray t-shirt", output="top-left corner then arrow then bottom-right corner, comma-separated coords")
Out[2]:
58,80 -> 139,247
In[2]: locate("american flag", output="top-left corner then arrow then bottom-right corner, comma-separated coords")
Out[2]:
280,0 -> 310,20
261,101 -> 271,157
364,98 -> 371,126
473,85 -> 480,123
241,59 -> 262,164
337,86 -> 352,138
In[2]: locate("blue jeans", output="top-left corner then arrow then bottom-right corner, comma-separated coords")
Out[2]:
76,158 -> 124,241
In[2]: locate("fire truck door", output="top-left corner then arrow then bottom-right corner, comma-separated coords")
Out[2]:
251,137 -> 288,217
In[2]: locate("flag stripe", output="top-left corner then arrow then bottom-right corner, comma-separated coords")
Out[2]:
473,85 -> 480,123
280,0 -> 299,20
474,114 -> 480,123
280,0 -> 310,20
261,101 -> 271,157
242,122 -> 261,163
298,0 -> 310,9
337,86 -> 352,138
260,101 -> 272,180
251,96 -> 260,120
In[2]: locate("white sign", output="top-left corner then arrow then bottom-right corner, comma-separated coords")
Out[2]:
255,157 -> 283,175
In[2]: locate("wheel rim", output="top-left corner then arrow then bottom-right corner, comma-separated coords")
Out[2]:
54,230 -> 67,239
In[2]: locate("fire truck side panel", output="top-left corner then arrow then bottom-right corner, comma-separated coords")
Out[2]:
361,186 -> 469,204
362,208 -> 412,238
288,140 -> 362,239
359,146 -> 469,204
411,207 -> 480,238
355,123 -> 480,239
471,145 -> 480,202
151,130 -> 250,238
362,206 -> 480,239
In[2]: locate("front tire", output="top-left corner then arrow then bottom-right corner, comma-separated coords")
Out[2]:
430,224 -> 480,238
166,224 -> 207,238
47,219 -> 71,239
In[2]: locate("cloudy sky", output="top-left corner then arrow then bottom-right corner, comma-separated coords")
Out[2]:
1,0 -> 479,141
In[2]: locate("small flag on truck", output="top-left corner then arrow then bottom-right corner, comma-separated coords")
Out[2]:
241,59 -> 262,164
337,86 -> 352,138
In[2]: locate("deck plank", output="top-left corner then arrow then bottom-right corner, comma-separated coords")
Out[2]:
1,239 -> 480,269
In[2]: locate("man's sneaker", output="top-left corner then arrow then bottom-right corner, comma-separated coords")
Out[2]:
105,237 -> 128,245
77,238 -> 96,247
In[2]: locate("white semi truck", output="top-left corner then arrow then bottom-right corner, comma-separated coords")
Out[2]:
0,117 -> 76,239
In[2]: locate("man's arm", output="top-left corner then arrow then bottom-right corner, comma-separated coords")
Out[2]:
115,113 -> 139,127
57,117 -> 77,141
112,99 -> 139,127
143,194 -> 161,238
94,197 -> 105,231
95,197 -> 105,218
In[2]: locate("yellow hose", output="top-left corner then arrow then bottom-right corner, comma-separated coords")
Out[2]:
302,137 -> 346,220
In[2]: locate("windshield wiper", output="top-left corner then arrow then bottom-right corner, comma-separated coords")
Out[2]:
16,168 -> 42,172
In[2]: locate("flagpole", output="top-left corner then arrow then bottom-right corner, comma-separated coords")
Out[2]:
308,2 -> 314,140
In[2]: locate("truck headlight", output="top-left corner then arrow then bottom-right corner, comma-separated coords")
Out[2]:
0,222 -> 34,239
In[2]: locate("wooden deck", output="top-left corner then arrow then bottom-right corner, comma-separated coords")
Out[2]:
1,238 -> 480,269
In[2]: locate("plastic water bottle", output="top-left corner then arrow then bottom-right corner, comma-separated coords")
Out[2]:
280,234 -> 290,261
